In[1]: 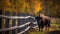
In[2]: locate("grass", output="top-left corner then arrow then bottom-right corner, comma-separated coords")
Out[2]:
30,31 -> 46,34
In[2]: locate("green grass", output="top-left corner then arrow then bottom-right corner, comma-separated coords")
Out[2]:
30,31 -> 46,34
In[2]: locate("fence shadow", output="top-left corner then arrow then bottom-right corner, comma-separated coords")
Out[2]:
46,30 -> 60,34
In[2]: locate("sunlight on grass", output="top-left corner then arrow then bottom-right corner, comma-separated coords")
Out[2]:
30,31 -> 46,34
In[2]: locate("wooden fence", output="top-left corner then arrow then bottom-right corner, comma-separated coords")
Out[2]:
0,10 -> 38,34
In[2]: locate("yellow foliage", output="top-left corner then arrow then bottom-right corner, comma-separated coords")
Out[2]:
34,1 -> 42,15
1,0 -> 42,14
24,2 -> 29,8
2,0 -> 11,7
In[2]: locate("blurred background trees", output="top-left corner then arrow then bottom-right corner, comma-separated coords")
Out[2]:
0,0 -> 60,17
38,0 -> 60,18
